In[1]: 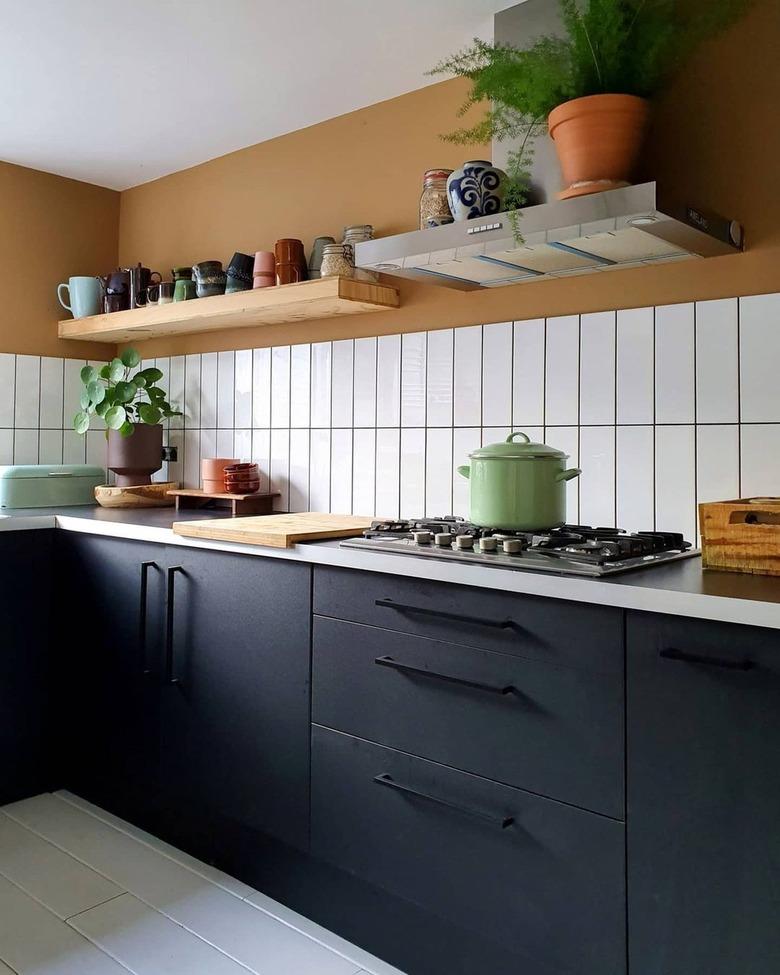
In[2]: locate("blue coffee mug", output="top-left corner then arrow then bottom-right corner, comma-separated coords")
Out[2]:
57,276 -> 102,319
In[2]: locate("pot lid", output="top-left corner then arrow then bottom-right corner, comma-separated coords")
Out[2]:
470,431 -> 568,460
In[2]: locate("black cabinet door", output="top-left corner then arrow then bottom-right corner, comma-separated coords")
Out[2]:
55,532 -> 166,823
160,546 -> 311,852
0,530 -> 53,804
627,612 -> 780,975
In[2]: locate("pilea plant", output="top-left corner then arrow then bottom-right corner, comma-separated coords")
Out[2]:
73,347 -> 181,437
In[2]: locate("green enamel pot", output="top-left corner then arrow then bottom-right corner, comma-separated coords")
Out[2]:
457,431 -> 581,530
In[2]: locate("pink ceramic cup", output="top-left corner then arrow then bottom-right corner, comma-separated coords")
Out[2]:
201,457 -> 238,494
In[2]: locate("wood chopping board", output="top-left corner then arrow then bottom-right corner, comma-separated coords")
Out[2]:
172,512 -> 374,548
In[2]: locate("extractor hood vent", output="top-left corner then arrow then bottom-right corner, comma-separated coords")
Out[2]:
354,183 -> 743,291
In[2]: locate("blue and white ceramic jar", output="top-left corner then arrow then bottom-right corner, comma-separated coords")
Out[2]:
446,160 -> 508,221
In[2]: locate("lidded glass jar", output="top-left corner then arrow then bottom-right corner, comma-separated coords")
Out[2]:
342,224 -> 377,282
320,243 -> 354,279
419,169 -> 454,230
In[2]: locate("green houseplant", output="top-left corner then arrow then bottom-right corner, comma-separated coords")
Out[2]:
74,348 -> 181,486
431,0 -> 752,212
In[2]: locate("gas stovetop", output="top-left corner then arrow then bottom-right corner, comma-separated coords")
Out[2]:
340,518 -> 699,577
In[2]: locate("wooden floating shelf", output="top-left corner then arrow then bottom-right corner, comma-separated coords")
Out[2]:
58,276 -> 400,343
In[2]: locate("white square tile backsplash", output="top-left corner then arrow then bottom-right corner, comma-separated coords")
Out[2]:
2,290 -> 779,540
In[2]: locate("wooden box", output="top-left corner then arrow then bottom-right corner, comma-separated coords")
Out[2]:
699,497 -> 780,575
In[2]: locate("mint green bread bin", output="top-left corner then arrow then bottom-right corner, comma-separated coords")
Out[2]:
0,465 -> 104,508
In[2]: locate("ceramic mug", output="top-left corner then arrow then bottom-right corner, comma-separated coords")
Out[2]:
225,252 -> 254,294
57,276 -> 101,319
147,281 -> 175,305
192,261 -> 227,298
253,250 -> 276,289
173,278 -> 197,301
201,457 -> 238,494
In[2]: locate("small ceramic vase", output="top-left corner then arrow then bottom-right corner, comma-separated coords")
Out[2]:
275,239 -> 307,285
446,160 -> 508,221
192,261 -> 227,298
253,251 -> 276,289
225,252 -> 254,294
308,236 -> 336,279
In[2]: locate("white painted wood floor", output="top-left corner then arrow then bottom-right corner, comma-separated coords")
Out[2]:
0,791 -> 405,975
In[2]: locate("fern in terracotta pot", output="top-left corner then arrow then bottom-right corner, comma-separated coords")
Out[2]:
73,348 -> 181,486
431,0 -> 752,208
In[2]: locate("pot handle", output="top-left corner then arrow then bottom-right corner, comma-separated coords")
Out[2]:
457,464 -> 470,479
556,467 -> 581,482
506,431 -> 530,444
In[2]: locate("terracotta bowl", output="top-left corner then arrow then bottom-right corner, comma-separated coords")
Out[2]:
201,457 -> 238,494
224,462 -> 261,494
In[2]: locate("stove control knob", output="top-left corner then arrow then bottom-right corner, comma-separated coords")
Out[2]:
413,531 -> 433,545
479,536 -> 498,552
455,534 -> 474,550
434,533 -> 453,547
502,538 -> 523,555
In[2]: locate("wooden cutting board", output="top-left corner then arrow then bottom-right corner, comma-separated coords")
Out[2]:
172,512 -> 374,548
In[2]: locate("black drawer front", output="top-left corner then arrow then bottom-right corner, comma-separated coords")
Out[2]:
313,617 -> 624,818
314,567 -> 623,674
312,726 -> 626,975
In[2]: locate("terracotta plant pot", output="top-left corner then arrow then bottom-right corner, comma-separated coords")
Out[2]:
548,94 -> 650,200
107,424 -> 163,487
201,457 -> 238,494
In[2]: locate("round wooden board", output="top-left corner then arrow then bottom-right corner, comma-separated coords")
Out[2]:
95,481 -> 179,508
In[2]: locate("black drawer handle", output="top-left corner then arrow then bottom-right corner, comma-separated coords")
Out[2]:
375,655 -> 516,696
139,561 -> 157,677
165,566 -> 184,686
374,773 -> 514,830
375,598 -> 520,632
660,647 -> 756,671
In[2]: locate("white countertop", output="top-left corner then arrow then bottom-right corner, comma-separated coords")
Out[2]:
4,505 -> 780,629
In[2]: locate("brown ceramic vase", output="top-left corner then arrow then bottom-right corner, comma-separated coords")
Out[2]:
107,424 -> 163,487
548,94 -> 650,200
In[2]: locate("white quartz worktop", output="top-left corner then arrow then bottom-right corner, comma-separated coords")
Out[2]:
4,505 -> 780,629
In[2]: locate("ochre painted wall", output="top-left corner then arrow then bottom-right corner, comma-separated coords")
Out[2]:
118,0 -> 780,359
0,162 -> 118,359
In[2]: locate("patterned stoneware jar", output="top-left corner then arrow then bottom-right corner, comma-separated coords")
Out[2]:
446,160 -> 508,221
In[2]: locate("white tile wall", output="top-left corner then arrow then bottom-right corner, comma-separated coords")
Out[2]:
4,291 -> 780,540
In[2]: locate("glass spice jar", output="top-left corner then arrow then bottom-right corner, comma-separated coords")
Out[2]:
419,169 -> 454,230
342,224 -> 377,282
320,243 -> 354,279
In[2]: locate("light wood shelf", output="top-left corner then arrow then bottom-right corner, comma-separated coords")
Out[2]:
58,276 -> 400,343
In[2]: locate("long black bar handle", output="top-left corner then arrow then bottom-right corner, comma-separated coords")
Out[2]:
660,647 -> 756,671
374,773 -> 514,830
375,598 -> 519,632
375,655 -> 516,696
139,561 -> 157,676
165,566 -> 184,686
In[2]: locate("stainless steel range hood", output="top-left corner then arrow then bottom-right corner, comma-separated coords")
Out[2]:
354,182 -> 743,291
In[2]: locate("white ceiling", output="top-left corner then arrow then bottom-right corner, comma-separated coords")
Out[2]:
0,0 -> 512,190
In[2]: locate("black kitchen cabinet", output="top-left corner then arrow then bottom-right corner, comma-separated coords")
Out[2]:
159,545 -> 311,852
0,530 -> 53,805
627,612 -> 780,975
55,532 -> 166,825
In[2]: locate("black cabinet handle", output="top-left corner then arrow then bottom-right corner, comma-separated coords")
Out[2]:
165,566 -> 184,686
375,655 -> 516,696
373,773 -> 514,830
660,647 -> 756,671
375,597 -> 520,632
139,561 -> 157,676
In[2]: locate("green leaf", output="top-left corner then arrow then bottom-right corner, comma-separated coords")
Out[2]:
147,386 -> 165,402
133,374 -> 147,388
80,365 -> 98,385
73,411 -> 90,435
79,389 -> 91,410
103,386 -> 116,405
87,381 -> 105,405
95,398 -> 110,417
108,358 -> 125,382
119,420 -> 135,438
114,381 -> 136,404
105,404 -> 128,430
136,367 -> 163,385
137,402 -> 161,425
99,363 -> 112,380
120,347 -> 141,368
